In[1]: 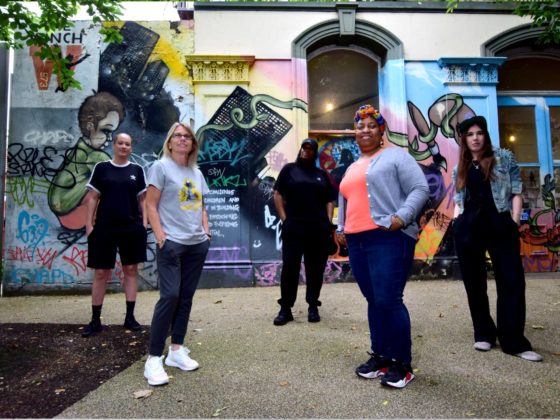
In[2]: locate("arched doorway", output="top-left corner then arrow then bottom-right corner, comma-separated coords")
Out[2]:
292,14 -> 404,184
485,25 -> 560,208
291,14 -> 404,257
292,14 -> 406,142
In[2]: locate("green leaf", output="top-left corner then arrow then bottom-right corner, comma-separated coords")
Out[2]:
1,0 -> 123,89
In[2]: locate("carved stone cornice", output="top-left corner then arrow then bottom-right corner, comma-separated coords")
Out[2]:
185,55 -> 255,84
438,57 -> 507,85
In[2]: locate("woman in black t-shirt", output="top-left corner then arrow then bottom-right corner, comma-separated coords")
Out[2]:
81,133 -> 148,338
272,138 -> 337,325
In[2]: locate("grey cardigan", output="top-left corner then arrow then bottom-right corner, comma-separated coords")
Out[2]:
337,147 -> 429,239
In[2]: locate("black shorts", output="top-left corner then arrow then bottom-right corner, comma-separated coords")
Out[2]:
87,223 -> 147,269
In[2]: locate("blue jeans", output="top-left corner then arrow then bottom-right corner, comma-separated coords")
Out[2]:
346,229 -> 415,364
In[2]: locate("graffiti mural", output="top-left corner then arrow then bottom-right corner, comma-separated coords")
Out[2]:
313,90 -> 467,273
5,20 -> 194,292
197,86 -> 307,267
6,20 -> 555,292
519,174 -> 560,272
48,91 -> 124,230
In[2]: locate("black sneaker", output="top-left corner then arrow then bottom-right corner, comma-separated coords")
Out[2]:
273,308 -> 294,326
124,317 -> 143,331
81,320 -> 102,337
380,361 -> 415,389
355,353 -> 390,379
308,307 -> 320,323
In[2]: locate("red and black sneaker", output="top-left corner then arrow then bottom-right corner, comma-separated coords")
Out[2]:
355,353 -> 390,379
380,362 -> 415,389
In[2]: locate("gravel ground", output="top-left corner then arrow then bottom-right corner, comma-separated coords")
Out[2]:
1,278 -> 559,418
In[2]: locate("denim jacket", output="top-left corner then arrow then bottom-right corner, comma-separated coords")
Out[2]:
452,147 -> 522,214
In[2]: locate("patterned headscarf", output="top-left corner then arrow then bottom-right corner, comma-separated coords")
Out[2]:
354,105 -> 386,134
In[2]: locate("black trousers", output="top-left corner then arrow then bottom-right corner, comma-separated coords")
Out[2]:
149,239 -> 210,356
278,224 -> 329,308
454,209 -> 532,354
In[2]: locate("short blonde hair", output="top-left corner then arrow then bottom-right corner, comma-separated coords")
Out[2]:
161,122 -> 199,168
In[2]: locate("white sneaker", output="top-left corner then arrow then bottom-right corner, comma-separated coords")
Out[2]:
474,341 -> 492,351
515,350 -> 543,362
165,346 -> 199,371
144,355 -> 169,386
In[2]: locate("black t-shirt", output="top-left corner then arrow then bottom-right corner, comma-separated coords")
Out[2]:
87,161 -> 147,225
274,162 -> 337,224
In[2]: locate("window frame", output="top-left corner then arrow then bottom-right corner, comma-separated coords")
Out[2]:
307,46 -> 381,132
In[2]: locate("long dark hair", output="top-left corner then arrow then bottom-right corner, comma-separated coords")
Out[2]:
455,127 -> 496,192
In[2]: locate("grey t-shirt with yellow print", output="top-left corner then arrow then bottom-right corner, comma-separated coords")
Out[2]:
148,156 -> 209,245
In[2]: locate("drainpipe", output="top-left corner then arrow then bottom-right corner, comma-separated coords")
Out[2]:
0,47 -> 10,297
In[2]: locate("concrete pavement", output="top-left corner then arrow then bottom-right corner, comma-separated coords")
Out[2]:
1,277 -> 559,418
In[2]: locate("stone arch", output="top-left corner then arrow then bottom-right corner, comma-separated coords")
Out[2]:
292,18 -> 403,61
483,23 -> 560,91
291,15 -> 406,136
483,24 -> 551,56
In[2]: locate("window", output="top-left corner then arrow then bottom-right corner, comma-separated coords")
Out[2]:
497,52 -> 560,209
307,48 -> 379,131
498,56 -> 560,91
498,106 -> 538,162
498,106 -> 540,207
498,98 -> 560,209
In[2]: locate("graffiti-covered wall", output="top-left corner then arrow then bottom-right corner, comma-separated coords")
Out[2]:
5,20 -> 195,292
4,6 -> 557,293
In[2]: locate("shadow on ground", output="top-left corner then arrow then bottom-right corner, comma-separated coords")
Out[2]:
0,323 -> 149,418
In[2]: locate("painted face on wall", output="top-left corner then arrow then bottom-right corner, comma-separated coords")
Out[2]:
87,111 -> 121,149
355,116 -> 383,155
465,124 -> 486,156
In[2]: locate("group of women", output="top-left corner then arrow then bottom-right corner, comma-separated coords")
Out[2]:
81,104 -> 542,390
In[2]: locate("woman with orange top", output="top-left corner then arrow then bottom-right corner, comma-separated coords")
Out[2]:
336,105 -> 429,389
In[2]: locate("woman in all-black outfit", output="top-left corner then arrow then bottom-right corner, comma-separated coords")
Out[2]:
453,115 -> 542,362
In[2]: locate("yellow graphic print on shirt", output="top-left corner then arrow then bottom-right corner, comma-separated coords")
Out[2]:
179,178 -> 202,211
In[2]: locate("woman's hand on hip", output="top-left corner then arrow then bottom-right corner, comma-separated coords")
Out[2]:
335,231 -> 347,247
388,214 -> 405,231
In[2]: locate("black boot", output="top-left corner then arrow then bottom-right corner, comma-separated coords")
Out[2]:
82,305 -> 103,337
81,320 -> 102,337
273,307 -> 294,326
124,316 -> 142,331
308,306 -> 320,323
124,301 -> 142,331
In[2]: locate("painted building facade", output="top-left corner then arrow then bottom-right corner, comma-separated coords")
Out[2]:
3,1 -> 560,293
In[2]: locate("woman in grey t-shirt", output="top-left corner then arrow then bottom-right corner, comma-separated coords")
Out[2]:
143,122 -> 211,386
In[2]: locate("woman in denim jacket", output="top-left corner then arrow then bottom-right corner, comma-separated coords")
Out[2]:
452,115 -> 542,362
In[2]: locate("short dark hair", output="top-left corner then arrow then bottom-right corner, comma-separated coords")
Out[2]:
78,92 -> 124,137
